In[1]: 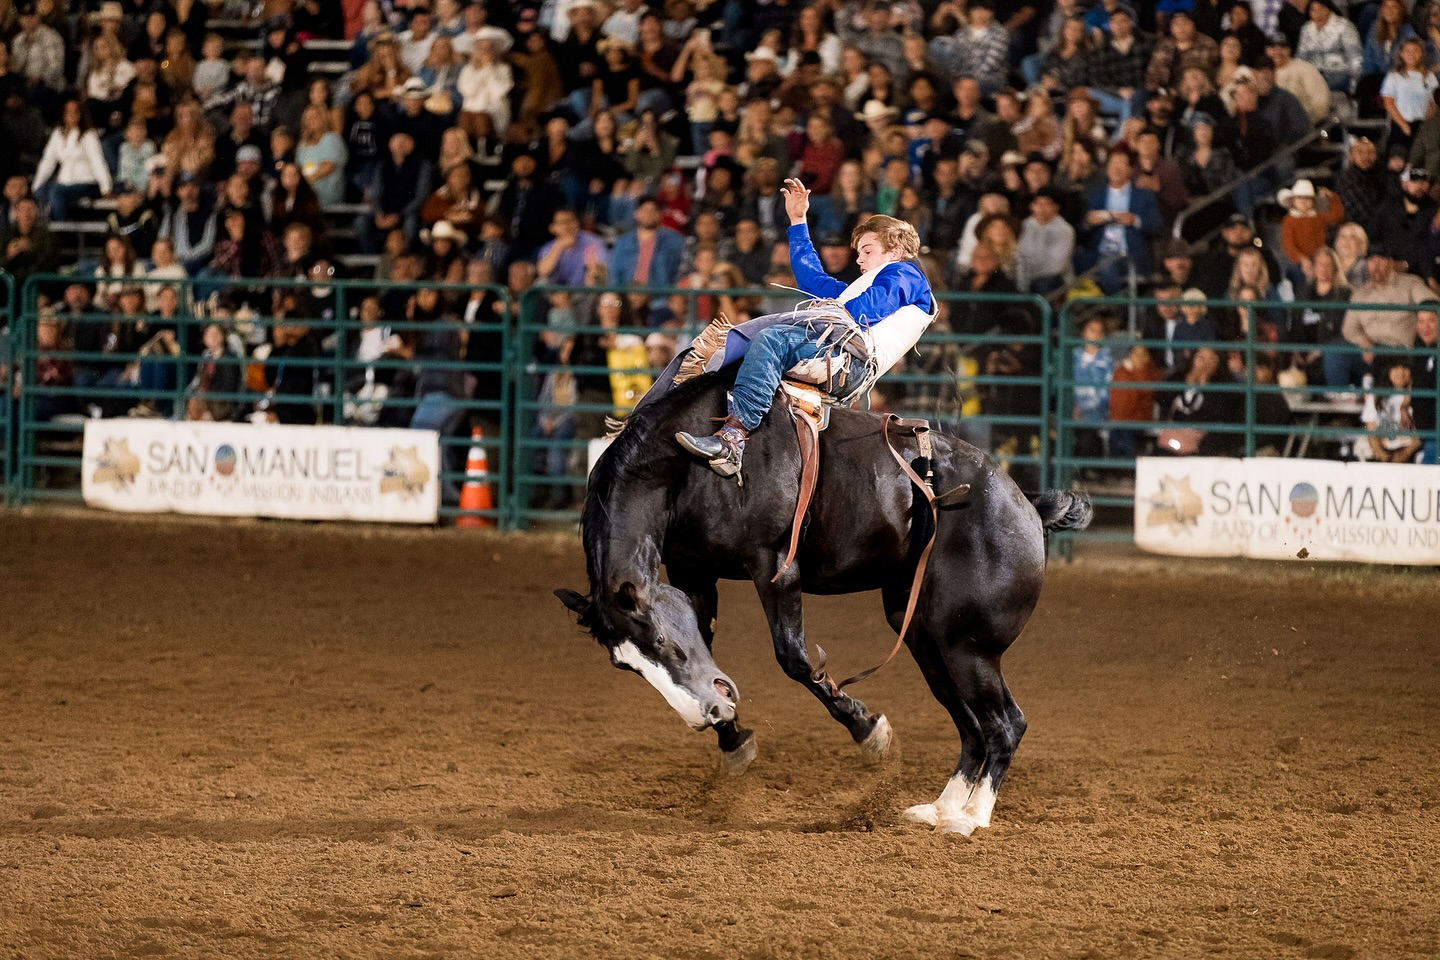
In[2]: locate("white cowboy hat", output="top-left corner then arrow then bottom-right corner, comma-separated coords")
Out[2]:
399,77 -> 429,98
89,1 -> 124,21
854,99 -> 898,123
1277,178 -> 1316,208
567,0 -> 605,14
428,220 -> 469,245
744,47 -> 780,64
597,35 -> 634,54
472,25 -> 513,54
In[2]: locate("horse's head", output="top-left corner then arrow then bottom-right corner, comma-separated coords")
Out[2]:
556,581 -> 740,731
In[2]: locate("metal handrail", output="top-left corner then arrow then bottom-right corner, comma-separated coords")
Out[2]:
1170,124 -> 1331,242
1054,124 -> 1336,310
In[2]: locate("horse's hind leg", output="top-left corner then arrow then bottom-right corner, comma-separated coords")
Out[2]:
750,559 -> 889,753
673,571 -> 757,774
901,638 -> 1025,835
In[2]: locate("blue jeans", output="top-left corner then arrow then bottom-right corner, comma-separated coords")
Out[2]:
35,181 -> 100,221
1020,53 -> 1044,88
1088,87 -> 1146,126
1108,426 -> 1138,460
1422,438 -> 1437,464
1322,340 -> 1370,388
728,323 -> 862,430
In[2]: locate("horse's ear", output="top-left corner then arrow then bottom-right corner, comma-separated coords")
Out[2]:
555,588 -> 591,618
613,581 -> 641,613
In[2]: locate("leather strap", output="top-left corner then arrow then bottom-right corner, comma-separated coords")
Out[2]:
838,415 -> 968,689
773,402 -> 822,582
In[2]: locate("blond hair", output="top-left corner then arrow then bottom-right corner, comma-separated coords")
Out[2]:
851,215 -> 920,259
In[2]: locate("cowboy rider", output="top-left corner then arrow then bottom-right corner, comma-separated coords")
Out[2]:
676,178 -> 936,477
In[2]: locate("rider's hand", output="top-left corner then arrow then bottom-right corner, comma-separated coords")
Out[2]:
782,177 -> 811,225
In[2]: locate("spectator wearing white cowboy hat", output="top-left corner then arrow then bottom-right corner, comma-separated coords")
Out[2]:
422,218 -> 468,276
740,46 -> 783,103
551,0 -> 605,44
855,99 -> 899,134
1279,177 -> 1345,276
458,25 -> 514,140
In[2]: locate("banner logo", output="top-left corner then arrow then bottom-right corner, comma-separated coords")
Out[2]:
92,438 -> 140,489
379,446 -> 431,499
1145,475 -> 1203,532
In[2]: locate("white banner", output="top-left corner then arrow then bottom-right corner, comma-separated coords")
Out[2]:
82,420 -> 440,524
1135,457 -> 1440,564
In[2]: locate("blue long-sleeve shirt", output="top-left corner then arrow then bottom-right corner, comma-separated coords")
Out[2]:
787,224 -> 932,329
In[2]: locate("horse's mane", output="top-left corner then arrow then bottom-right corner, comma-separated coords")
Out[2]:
577,370 -> 733,640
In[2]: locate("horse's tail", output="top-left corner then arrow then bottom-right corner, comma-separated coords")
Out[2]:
1030,490 -> 1094,532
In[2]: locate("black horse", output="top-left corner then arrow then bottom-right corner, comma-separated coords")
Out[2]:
556,367 -> 1090,835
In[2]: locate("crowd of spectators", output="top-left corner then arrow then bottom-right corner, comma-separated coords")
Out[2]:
3,0 -> 1440,491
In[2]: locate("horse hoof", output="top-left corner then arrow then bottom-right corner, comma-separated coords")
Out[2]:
902,803 -> 938,826
858,715 -> 894,762
719,732 -> 758,776
937,815 -> 981,836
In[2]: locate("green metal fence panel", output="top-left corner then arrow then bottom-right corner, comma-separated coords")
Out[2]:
10,274 -> 512,526
511,285 -> 1052,529
1052,296 -> 1440,548
0,271 -> 13,502
1,329 -> 11,503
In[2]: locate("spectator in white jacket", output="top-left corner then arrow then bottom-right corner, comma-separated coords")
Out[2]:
32,98 -> 114,221
1296,0 -> 1363,93
457,26 -> 514,140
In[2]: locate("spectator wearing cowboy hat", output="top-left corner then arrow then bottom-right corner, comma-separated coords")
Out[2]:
391,77 -> 446,163
855,98 -> 899,137
556,0 -> 605,96
741,47 -> 784,104
457,24 -> 514,141
421,218 -> 467,278
1279,177 -> 1345,272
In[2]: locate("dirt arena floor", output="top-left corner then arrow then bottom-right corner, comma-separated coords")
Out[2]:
1,511 -> 1438,959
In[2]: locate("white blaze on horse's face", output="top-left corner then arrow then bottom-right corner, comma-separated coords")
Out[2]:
605,585 -> 740,731
611,640 -> 710,730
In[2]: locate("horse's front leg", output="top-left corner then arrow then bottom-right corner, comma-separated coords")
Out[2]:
750,555 -> 893,758
671,570 -> 757,774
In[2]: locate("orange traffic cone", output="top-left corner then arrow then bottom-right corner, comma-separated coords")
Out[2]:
457,426 -> 495,528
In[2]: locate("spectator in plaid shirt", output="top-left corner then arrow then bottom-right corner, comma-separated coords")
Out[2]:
203,53 -> 283,130
1145,11 -> 1220,93
947,0 -> 1011,96
12,2 -> 65,98
1082,4 -> 1152,123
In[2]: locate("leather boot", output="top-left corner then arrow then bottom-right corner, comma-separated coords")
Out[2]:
676,416 -> 749,478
